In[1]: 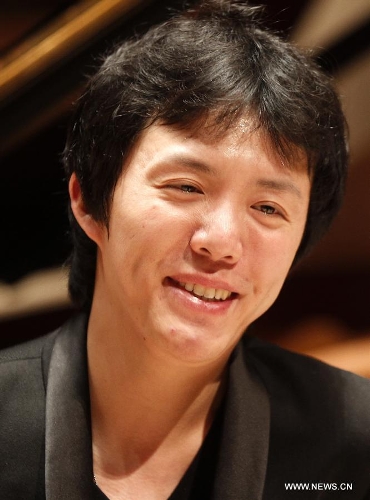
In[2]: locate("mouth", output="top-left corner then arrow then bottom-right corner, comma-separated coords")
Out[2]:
168,278 -> 236,302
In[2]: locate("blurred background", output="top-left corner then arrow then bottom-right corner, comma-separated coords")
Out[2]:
0,0 -> 369,376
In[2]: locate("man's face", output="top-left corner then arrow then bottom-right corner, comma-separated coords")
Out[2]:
92,122 -> 310,367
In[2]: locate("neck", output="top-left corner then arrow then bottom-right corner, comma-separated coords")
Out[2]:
87,304 -> 228,478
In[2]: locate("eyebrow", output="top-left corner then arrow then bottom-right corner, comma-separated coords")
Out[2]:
162,154 -> 215,175
256,179 -> 303,198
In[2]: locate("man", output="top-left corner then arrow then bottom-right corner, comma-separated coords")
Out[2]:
1,1 -> 369,499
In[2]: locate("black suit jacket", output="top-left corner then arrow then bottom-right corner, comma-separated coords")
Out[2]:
0,315 -> 369,499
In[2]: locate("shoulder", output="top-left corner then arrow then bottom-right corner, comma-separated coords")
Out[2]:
0,312 -> 87,383
0,316 -> 86,498
0,328 -> 59,388
0,330 -> 60,498
0,329 -> 58,364
242,336 -> 370,493
243,335 -> 370,427
0,328 -> 61,422
244,335 -> 370,401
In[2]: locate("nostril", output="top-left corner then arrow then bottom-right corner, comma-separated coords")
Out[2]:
200,247 -> 211,255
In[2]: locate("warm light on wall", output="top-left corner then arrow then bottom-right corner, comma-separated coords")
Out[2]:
0,0 -> 146,101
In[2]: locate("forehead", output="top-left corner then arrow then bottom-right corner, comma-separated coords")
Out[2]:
203,116 -> 309,175
132,116 -> 309,177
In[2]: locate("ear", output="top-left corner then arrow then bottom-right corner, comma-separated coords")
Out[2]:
69,172 -> 104,246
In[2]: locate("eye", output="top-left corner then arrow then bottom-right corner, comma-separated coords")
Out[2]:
166,182 -> 203,194
179,184 -> 199,193
252,203 -> 282,216
259,204 -> 277,215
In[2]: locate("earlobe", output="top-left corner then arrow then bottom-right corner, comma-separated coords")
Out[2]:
69,173 -> 103,245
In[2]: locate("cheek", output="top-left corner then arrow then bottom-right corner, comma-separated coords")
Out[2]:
135,202 -> 194,246
251,229 -> 302,291
110,201 -> 159,241
109,202 -> 187,266
247,249 -> 293,320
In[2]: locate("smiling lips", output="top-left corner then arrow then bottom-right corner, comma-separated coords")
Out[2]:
177,281 -> 233,301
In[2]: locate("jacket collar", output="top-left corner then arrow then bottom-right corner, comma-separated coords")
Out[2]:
45,316 -> 270,499
213,341 -> 270,500
45,315 -> 96,499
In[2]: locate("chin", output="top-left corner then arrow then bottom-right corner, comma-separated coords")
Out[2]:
156,324 -> 234,367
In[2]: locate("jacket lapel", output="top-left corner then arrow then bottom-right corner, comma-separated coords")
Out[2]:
45,315 -> 97,500
213,340 -> 270,500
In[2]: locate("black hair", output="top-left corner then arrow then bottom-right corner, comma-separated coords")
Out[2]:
63,0 -> 348,310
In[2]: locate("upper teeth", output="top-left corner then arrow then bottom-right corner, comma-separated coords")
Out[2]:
180,282 -> 232,300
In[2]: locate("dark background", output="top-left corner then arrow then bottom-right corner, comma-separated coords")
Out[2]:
0,0 -> 369,349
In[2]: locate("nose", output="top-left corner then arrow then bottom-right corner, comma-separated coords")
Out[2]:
189,204 -> 243,264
